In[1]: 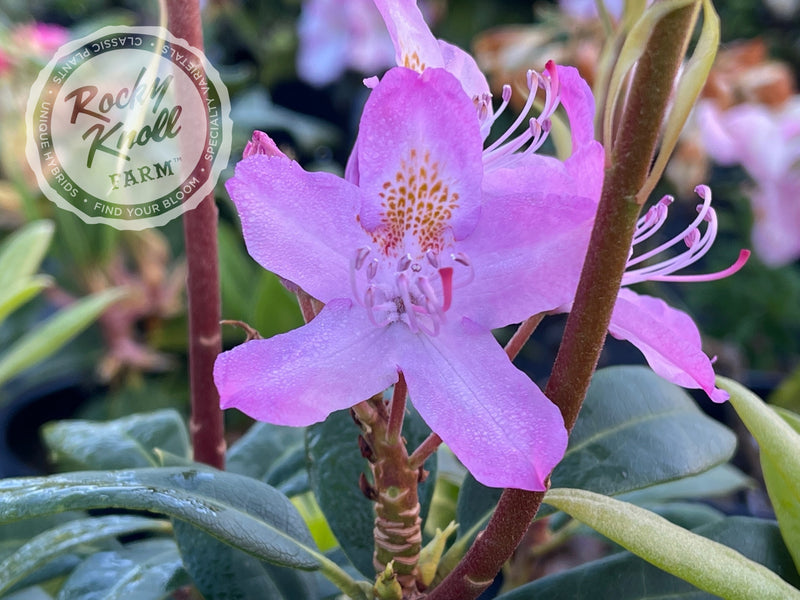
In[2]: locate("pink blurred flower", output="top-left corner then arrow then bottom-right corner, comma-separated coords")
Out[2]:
11,22 -> 69,58
297,0 -> 397,86
698,98 -> 800,266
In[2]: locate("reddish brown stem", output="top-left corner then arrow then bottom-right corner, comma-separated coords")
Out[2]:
387,373 -> 408,443
427,4 -> 699,599
504,313 -> 545,361
409,433 -> 442,470
166,0 -> 225,469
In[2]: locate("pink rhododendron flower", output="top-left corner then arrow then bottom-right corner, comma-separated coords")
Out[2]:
374,0 -> 746,404
297,0 -> 397,86
698,98 -> 800,266
214,62 -> 607,491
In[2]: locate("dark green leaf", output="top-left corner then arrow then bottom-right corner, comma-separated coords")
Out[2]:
551,366 -> 737,496
55,539 -> 187,600
0,515 -> 170,595
41,410 -> 190,471
455,473 -> 500,544
0,468 -> 319,570
619,464 -> 753,505
495,517 -> 800,600
306,402 -> 437,577
174,521 -> 318,600
227,422 -> 308,495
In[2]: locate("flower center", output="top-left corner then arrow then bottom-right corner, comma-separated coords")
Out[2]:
375,148 -> 460,256
477,60 -> 562,171
623,185 -> 750,286
350,246 -> 473,336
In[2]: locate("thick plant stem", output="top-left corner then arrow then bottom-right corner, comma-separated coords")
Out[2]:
357,395 -> 423,596
166,0 -> 225,469
427,4 -> 700,599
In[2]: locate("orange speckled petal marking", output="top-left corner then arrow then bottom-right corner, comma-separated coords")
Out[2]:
375,148 -> 459,256
357,68 -> 483,248
373,0 -> 443,73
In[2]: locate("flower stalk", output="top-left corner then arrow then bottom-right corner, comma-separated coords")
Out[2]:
354,393 -> 424,596
165,0 -> 225,469
427,3 -> 704,599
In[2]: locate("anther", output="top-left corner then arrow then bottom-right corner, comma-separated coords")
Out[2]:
397,253 -> 412,272
453,252 -> 471,267
426,250 -> 440,268
367,258 -> 379,280
355,247 -> 371,270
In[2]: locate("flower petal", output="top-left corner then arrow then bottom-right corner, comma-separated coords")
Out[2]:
356,67 -> 484,243
214,299 -> 402,425
437,39 -> 491,100
225,154 -> 367,303
557,65 -> 598,151
454,188 -> 595,328
608,288 -> 729,402
400,317 -> 568,490
373,0 -> 443,72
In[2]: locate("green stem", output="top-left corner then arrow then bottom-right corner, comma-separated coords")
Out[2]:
165,0 -> 225,469
426,4 -> 699,599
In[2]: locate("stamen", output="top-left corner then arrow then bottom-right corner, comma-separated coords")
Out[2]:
367,259 -> 379,281
481,60 -> 562,171
623,185 -> 750,286
425,250 -> 439,268
396,272 -> 419,334
451,252 -> 475,287
397,253 -> 412,272
355,246 -> 371,270
631,196 -> 673,246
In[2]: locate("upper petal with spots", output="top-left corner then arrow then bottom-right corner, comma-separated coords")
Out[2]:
356,67 -> 484,251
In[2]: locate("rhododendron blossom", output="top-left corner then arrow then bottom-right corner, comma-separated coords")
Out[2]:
214,62 -> 607,491
373,0 -> 747,405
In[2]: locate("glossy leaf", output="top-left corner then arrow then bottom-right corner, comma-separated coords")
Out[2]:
618,463 -> 753,505
720,377 -> 800,573
0,468 -> 319,570
0,287 -> 127,387
551,366 -> 737,496
496,517 -> 800,599
0,515 -> 171,595
227,421 -> 308,496
41,410 -> 190,471
174,521 -> 318,600
544,488 -> 800,600
0,221 -> 54,291
55,538 -> 187,600
306,402 -> 438,577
